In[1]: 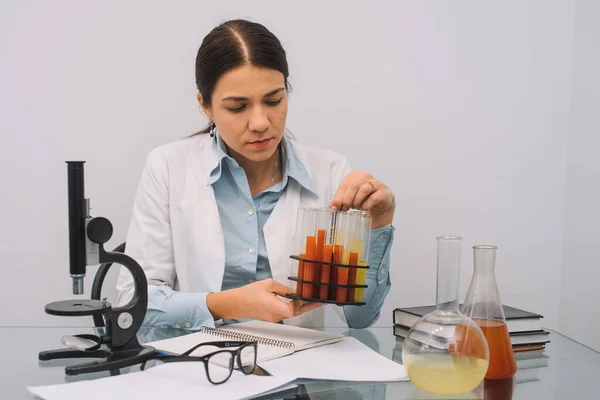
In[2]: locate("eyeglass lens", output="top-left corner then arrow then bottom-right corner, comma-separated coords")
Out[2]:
239,344 -> 257,374
207,351 -> 234,383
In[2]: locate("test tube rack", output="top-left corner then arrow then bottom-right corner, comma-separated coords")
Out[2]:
287,207 -> 371,306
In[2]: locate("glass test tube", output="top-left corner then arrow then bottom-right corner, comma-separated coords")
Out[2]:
346,210 -> 361,303
328,212 -> 339,301
293,208 -> 307,296
302,207 -> 319,299
317,208 -> 334,301
354,212 -> 372,302
333,211 -> 351,302
291,207 -> 371,304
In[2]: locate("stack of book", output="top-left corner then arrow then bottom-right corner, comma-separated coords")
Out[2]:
513,349 -> 549,383
392,304 -> 550,383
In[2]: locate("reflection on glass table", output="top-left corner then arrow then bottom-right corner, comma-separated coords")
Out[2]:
1,326 -> 599,399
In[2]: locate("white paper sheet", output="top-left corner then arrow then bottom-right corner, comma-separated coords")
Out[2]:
259,337 -> 409,382
28,362 -> 296,400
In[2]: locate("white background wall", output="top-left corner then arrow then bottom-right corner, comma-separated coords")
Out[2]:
0,0 -> 577,336
559,0 -> 600,352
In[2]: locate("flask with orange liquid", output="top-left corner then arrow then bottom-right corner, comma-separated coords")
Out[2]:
462,245 -> 517,380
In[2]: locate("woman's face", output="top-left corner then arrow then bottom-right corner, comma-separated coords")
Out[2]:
199,65 -> 288,163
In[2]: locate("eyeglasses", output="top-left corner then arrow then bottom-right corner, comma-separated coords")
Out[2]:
141,341 -> 258,385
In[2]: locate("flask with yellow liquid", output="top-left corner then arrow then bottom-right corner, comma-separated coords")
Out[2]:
402,236 -> 490,395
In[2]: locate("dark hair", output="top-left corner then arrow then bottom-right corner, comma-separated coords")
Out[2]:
193,19 -> 291,135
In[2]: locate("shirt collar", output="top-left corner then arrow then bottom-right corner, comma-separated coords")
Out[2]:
207,130 -> 318,197
207,130 -> 233,185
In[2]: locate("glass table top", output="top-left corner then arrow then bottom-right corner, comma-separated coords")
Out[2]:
1,325 -> 598,399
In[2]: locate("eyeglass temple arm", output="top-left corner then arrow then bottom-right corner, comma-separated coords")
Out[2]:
141,354 -> 210,370
182,341 -> 256,356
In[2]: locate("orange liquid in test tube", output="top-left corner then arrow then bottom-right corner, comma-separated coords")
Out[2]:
347,252 -> 359,302
302,236 -> 317,299
319,244 -> 333,300
330,245 -> 343,300
335,248 -> 348,303
296,253 -> 306,296
315,230 -> 325,296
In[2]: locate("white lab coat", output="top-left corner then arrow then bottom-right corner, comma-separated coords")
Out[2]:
116,133 -> 352,327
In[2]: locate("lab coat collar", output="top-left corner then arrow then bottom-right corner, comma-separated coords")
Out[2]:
282,135 -> 319,197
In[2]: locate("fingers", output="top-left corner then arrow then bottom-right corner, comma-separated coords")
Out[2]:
266,300 -> 296,322
266,299 -> 322,322
240,279 -> 323,323
267,285 -> 323,319
337,181 -> 378,211
329,181 -> 347,210
330,172 -> 380,211
362,184 -> 393,212
266,279 -> 295,297
340,182 -> 359,210
352,181 -> 377,210
360,190 -> 380,211
258,279 -> 325,321
285,299 -> 323,319
294,300 -> 323,315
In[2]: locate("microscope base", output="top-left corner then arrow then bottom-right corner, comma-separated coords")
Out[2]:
39,347 -> 110,360
39,345 -> 155,375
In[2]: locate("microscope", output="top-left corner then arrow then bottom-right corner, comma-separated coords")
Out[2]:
38,161 -> 154,375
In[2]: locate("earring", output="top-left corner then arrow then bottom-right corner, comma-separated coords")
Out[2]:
209,121 -> 215,137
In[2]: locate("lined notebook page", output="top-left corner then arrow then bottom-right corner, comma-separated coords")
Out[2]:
147,330 -> 294,364
216,320 -> 344,351
147,321 -> 344,365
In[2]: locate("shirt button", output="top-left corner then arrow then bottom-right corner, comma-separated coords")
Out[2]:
248,279 -> 255,283
379,268 -> 386,277
248,208 -> 255,216
174,323 -> 181,329
249,248 -> 255,254
185,322 -> 192,328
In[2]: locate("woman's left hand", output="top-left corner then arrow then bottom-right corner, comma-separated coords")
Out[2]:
329,171 -> 395,229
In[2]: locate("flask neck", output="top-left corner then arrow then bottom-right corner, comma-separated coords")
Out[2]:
463,245 -> 507,321
435,236 -> 462,313
474,245 -> 497,277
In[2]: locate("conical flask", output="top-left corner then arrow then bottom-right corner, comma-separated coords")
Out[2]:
462,245 -> 516,380
402,236 -> 490,395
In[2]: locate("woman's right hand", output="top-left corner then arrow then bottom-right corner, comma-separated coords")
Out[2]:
207,278 -> 323,322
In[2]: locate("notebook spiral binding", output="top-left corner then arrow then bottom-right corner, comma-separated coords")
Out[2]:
199,326 -> 295,349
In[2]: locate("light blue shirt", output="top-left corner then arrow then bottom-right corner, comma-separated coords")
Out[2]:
143,132 -> 393,329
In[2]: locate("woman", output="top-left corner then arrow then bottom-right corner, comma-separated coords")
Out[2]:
116,19 -> 395,329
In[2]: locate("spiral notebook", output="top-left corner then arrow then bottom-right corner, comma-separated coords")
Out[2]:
147,320 -> 344,364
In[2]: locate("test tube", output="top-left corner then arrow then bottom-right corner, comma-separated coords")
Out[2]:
317,208 -> 335,301
302,207 -> 319,299
354,212 -> 372,302
329,211 -> 343,301
292,208 -> 308,296
346,210 -> 362,303
333,211 -> 351,302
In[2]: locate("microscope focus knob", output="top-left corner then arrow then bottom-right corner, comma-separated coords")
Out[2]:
86,217 -> 113,244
